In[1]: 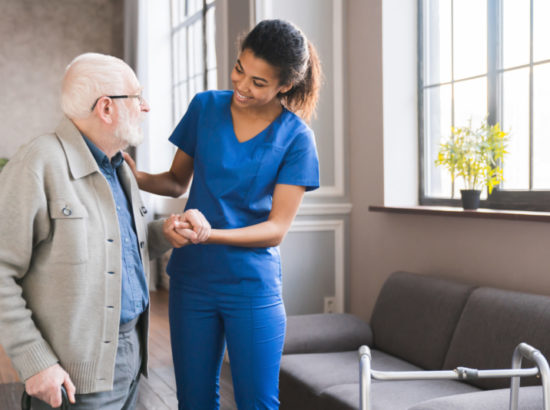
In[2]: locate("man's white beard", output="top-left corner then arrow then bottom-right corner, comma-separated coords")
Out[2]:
114,106 -> 144,147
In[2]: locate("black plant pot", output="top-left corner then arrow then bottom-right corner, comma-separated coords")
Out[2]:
460,189 -> 481,210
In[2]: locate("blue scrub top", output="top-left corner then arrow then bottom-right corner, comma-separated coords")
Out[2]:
167,90 -> 320,296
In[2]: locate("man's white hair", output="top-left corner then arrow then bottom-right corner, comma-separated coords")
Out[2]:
61,53 -> 137,119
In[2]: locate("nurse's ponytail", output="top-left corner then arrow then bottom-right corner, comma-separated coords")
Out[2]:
241,19 -> 322,123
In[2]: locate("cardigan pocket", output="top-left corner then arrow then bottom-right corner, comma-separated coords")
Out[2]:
48,199 -> 89,264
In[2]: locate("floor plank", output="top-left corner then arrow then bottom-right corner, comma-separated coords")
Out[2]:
0,382 -> 24,410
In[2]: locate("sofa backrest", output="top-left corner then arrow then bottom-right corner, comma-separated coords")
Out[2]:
443,287 -> 550,389
370,271 -> 476,370
283,313 -> 373,354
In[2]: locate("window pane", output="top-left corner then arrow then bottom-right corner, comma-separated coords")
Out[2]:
172,30 -> 180,86
453,0 -> 487,80
533,63 -> 550,189
171,0 -> 180,27
206,6 -> 217,71
501,68 -> 530,190
424,84 -> 452,197
534,0 -> 550,62
190,21 -> 204,77
503,0 -> 530,69
207,68 -> 217,90
188,0 -> 202,16
453,77 -> 487,128
424,0 -> 452,85
174,29 -> 188,85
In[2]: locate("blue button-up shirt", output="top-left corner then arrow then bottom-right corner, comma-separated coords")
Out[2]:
83,136 -> 149,324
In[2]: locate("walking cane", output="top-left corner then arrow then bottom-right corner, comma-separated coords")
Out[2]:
21,386 -> 70,410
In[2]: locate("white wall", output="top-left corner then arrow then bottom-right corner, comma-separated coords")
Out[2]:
347,0 -> 550,321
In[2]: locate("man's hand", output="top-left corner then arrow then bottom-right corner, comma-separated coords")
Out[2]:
177,209 -> 211,244
162,210 -> 211,248
163,214 -> 191,248
25,363 -> 76,407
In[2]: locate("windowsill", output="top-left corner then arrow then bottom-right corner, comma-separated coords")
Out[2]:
369,205 -> 550,223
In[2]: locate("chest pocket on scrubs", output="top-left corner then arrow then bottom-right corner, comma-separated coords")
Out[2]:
48,199 -> 89,264
245,143 -> 286,207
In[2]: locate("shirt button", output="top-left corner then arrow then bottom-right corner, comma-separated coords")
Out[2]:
117,206 -> 121,211
125,238 -> 129,243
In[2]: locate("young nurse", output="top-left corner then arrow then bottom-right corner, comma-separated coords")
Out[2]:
127,19 -> 321,409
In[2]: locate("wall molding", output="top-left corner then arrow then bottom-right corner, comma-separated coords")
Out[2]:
288,219 -> 345,313
298,202 -> 352,215
154,197 -> 353,217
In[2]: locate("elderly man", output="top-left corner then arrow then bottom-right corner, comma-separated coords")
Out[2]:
0,53 -> 209,409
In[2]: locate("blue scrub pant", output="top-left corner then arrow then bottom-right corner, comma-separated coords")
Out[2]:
169,280 -> 286,410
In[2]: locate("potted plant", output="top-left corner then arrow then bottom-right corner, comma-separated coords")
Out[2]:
435,119 -> 509,210
0,158 -> 8,172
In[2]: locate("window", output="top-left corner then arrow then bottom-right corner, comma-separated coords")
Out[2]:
171,0 -> 217,125
420,0 -> 550,211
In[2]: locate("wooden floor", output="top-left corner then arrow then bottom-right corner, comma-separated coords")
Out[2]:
0,290 -> 238,410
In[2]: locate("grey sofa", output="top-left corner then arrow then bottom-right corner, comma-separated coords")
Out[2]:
280,271 -> 550,409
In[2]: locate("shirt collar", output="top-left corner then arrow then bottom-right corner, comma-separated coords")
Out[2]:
82,134 -> 124,170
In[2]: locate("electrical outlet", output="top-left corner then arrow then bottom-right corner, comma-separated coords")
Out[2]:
324,296 -> 336,313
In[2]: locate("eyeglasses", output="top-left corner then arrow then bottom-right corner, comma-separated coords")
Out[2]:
90,94 -> 144,111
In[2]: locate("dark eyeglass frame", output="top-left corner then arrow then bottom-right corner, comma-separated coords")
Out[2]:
90,94 -> 143,111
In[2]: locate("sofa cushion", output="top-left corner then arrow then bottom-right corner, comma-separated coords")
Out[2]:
319,379 -> 479,410
284,313 -> 373,354
408,385 -> 543,410
371,271 -> 475,370
280,349 -> 417,410
443,287 -> 550,389
279,349 -> 477,410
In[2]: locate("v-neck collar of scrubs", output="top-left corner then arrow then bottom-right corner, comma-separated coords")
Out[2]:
227,95 -> 287,145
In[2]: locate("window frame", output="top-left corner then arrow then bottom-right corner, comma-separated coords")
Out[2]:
170,0 -> 216,127
418,0 -> 550,212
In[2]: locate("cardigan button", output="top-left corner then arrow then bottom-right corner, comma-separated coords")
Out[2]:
140,241 -> 145,249
62,207 -> 72,216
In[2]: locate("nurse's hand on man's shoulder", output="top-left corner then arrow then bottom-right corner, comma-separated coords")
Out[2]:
177,209 -> 211,244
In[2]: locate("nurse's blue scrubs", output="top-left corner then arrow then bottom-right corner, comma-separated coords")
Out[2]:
167,90 -> 320,410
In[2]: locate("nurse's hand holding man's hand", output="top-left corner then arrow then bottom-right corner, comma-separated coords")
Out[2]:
163,209 -> 211,248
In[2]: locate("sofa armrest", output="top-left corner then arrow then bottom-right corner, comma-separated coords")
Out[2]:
283,313 -> 373,354
407,386 -> 543,410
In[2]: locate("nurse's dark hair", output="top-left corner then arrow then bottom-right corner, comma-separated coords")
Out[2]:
240,19 -> 322,123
